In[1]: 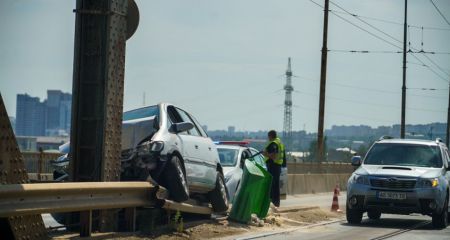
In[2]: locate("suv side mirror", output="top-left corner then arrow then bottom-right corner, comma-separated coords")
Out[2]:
171,122 -> 194,133
351,156 -> 362,167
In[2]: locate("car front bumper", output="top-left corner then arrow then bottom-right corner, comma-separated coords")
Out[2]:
347,183 -> 445,215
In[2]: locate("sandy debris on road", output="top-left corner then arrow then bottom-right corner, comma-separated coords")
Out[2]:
50,208 -> 344,240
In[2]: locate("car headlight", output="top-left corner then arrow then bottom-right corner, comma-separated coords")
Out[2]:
137,141 -> 164,156
353,174 -> 370,185
417,178 -> 439,188
150,141 -> 164,152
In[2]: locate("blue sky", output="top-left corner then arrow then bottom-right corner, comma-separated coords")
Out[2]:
0,0 -> 449,132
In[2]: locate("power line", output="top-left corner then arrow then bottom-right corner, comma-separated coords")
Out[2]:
310,0 -> 449,84
430,0 -> 450,26
330,0 -> 403,45
328,49 -> 450,55
407,87 -> 447,91
295,90 -> 446,113
296,74 -> 448,95
409,52 -> 449,83
328,9 -> 450,31
421,53 -> 450,77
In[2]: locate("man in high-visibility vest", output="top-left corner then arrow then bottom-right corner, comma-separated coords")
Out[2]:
263,130 -> 285,209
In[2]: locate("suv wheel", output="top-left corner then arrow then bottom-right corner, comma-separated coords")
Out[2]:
346,204 -> 363,224
367,210 -> 381,220
163,155 -> 189,202
208,172 -> 229,213
432,196 -> 448,229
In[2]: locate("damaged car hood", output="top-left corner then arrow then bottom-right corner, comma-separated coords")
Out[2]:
121,116 -> 157,150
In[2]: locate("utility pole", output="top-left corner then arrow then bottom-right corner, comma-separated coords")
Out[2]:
283,57 -> 293,151
447,82 -> 450,147
317,0 -> 329,162
401,0 -> 408,138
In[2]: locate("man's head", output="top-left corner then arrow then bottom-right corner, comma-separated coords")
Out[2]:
268,130 -> 277,141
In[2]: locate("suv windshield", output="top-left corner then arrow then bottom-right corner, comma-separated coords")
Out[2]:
218,148 -> 239,167
364,143 -> 442,168
123,105 -> 159,121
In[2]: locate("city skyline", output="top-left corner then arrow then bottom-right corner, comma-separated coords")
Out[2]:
15,90 -> 71,136
1,0 -> 449,132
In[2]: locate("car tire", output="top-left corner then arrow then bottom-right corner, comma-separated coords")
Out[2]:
346,204 -> 363,224
208,172 -> 229,213
432,196 -> 448,229
367,210 -> 381,220
163,155 -> 189,202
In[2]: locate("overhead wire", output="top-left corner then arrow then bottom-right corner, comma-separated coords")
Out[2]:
309,0 -> 449,83
430,0 -> 450,26
328,9 -> 450,31
294,90 -> 446,113
329,0 -> 403,45
328,49 -> 450,55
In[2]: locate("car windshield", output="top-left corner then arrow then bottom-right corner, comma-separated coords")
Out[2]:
217,148 -> 239,167
123,105 -> 159,121
364,143 -> 442,168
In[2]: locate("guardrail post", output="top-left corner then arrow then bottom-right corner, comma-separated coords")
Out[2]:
80,210 -> 92,237
124,207 -> 136,232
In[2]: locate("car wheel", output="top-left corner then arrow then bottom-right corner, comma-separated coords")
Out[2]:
208,172 -> 229,213
432,196 -> 448,229
163,155 -> 189,202
346,204 -> 363,224
367,210 -> 381,220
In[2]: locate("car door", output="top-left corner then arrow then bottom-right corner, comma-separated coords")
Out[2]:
175,108 -> 216,190
443,147 -> 450,210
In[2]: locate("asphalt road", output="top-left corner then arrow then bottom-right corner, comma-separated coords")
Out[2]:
281,192 -> 347,210
258,214 -> 450,240
249,193 -> 450,240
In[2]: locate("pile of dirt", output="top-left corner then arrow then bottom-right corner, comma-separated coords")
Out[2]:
282,208 -> 342,224
52,209 -> 344,240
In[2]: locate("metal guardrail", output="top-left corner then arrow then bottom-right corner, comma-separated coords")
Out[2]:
22,152 -> 62,181
0,182 -> 157,217
0,181 -> 213,237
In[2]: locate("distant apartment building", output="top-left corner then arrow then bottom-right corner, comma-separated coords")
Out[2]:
15,90 -> 72,137
45,90 -> 71,135
16,94 -> 46,136
227,126 -> 236,135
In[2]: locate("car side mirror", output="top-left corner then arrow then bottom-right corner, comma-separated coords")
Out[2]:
351,156 -> 362,167
171,122 -> 194,133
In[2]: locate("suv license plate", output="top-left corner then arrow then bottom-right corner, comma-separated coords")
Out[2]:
378,191 -> 406,200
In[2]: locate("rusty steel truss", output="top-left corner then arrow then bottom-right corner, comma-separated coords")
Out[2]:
0,93 -> 47,239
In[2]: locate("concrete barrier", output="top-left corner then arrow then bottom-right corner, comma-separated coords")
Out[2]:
287,173 -> 352,195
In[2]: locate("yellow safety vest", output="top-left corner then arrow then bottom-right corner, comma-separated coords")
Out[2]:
264,137 -> 285,165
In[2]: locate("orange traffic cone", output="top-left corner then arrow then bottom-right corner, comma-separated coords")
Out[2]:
331,184 -> 341,212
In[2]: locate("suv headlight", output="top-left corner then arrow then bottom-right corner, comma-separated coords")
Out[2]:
417,178 -> 439,188
353,174 -> 370,185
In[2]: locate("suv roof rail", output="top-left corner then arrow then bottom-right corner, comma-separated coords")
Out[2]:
378,135 -> 394,141
436,138 -> 443,143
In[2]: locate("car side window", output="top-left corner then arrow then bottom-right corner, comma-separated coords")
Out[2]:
176,108 -> 201,136
189,114 -> 208,137
167,106 -> 190,135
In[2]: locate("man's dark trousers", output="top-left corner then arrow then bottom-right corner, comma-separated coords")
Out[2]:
267,160 -> 281,207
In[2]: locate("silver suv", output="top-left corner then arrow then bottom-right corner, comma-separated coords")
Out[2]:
347,137 -> 450,228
